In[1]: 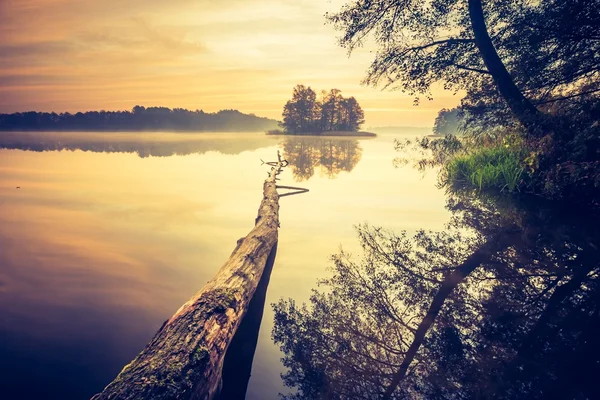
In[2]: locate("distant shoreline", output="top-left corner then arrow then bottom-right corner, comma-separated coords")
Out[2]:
265,130 -> 377,137
0,129 -> 277,133
0,107 -> 279,132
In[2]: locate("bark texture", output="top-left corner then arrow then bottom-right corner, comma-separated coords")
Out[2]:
91,156 -> 286,400
218,243 -> 278,400
468,0 -> 546,136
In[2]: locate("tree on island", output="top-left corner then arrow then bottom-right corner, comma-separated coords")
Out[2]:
280,85 -> 365,134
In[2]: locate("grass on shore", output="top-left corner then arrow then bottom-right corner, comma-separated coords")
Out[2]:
442,144 -> 525,193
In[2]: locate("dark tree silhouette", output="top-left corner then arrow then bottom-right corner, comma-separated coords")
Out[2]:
0,107 -> 279,132
280,86 -> 365,134
327,0 -> 600,135
272,190 -> 600,399
281,137 -> 363,181
339,97 -> 365,132
282,85 -> 319,133
433,108 -> 463,136
320,89 -> 343,132
466,0 -> 544,135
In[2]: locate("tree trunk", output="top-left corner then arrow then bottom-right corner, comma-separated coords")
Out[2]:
218,243 -> 278,400
91,155 -> 287,400
468,0 -> 546,136
382,229 -> 520,399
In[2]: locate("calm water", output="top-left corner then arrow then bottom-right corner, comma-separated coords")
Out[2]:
0,130 -> 450,400
5,132 -> 597,400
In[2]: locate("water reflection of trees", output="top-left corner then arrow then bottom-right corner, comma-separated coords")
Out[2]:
0,132 -> 276,158
281,137 -> 363,181
272,192 -> 600,399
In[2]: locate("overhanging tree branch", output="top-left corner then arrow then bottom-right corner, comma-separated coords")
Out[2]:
534,87 -> 600,105
381,228 -> 521,399
453,64 -> 491,74
408,38 -> 476,53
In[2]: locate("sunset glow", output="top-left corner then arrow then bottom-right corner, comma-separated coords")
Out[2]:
0,0 -> 461,126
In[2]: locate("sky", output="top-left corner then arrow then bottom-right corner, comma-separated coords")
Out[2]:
0,0 -> 462,127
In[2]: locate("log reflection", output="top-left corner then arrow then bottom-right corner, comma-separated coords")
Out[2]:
219,243 -> 278,399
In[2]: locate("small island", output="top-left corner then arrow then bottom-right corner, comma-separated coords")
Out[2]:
268,85 -> 376,137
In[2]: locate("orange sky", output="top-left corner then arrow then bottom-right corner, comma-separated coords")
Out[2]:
0,0 -> 462,127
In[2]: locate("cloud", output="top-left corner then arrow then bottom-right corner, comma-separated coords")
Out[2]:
0,0 -> 460,126
130,17 -> 206,54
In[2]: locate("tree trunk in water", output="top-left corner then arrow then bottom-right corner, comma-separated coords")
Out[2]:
382,229 -> 520,399
91,155 -> 287,400
468,0 -> 546,136
218,243 -> 278,400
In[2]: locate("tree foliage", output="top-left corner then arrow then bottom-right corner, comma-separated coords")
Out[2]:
0,107 -> 279,132
327,0 -> 600,136
281,137 -> 363,181
433,107 -> 464,136
281,85 -> 365,134
329,0 -> 600,202
272,191 -> 600,399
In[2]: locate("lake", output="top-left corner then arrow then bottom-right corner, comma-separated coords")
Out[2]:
3,131 -> 598,400
0,130 -> 450,399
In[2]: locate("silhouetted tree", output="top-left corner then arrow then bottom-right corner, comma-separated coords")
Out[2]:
433,108 -> 463,136
339,97 -> 365,132
272,191 -> 600,399
321,89 -> 343,132
281,137 -> 363,181
0,107 -> 279,132
327,0 -> 600,136
280,86 -> 365,134
281,85 -> 319,133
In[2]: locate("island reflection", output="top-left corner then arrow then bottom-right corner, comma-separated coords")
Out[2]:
272,190 -> 600,399
281,137 -> 363,181
0,131 -> 279,158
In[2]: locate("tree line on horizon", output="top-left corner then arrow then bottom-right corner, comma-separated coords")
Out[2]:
434,108 -> 463,136
280,85 -> 365,134
0,106 -> 279,132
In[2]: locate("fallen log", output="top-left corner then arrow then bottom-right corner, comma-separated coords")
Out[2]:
91,152 -> 289,400
219,243 -> 278,400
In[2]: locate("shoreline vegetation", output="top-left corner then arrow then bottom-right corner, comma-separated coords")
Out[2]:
0,106 -> 279,132
266,129 -> 376,137
331,0 -> 599,207
271,1 -> 600,397
277,85 -> 368,136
